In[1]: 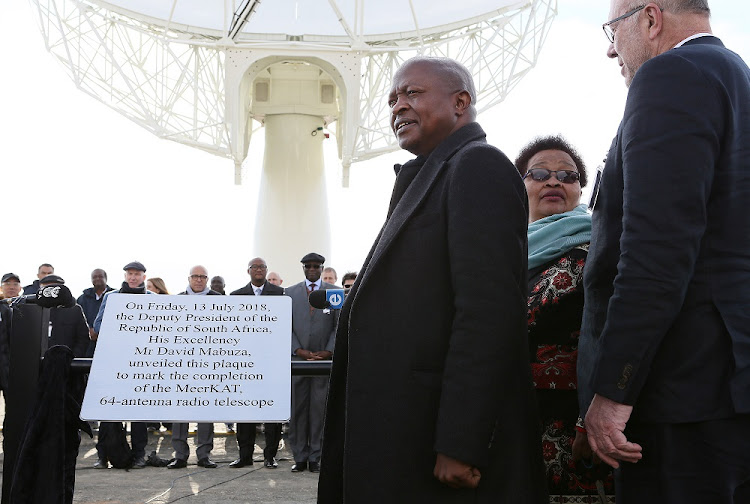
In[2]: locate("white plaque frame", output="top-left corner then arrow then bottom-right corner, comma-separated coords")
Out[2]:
81,294 -> 291,422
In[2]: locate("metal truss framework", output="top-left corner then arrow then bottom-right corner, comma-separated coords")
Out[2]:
29,0 -> 557,179
354,0 -> 557,164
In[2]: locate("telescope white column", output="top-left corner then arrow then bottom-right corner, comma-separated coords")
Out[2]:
253,113 -> 331,281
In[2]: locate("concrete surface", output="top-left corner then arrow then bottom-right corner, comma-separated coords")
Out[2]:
1,419 -> 322,504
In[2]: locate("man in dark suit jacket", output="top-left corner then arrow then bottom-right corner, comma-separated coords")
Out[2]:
286,252 -> 338,474
578,2 -> 750,502
228,257 -> 285,469
318,57 -> 545,503
22,263 -> 54,296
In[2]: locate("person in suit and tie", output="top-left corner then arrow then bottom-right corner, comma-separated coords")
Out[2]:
228,257 -> 285,469
286,252 -> 338,473
578,2 -> 750,502
317,57 -> 546,503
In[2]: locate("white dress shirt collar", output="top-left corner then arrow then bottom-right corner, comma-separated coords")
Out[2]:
305,279 -> 321,290
673,33 -> 713,49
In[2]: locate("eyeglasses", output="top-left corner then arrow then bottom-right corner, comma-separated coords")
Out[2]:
602,4 -> 645,43
189,275 -> 208,280
523,168 -> 580,184
343,284 -> 354,289
249,265 -> 268,270
303,264 -> 322,270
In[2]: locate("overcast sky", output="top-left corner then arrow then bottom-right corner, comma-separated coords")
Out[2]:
2,1 -> 748,297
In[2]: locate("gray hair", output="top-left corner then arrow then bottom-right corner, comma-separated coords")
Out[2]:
400,57 -> 477,118
659,0 -> 710,14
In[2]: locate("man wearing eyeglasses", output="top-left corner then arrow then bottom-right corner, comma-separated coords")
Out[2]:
286,252 -> 338,474
228,257 -> 285,469
579,2 -> 750,502
166,265 -> 221,470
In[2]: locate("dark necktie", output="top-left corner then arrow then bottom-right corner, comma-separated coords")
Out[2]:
308,284 -> 316,313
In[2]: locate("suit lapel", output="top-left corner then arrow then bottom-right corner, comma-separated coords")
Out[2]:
356,123 -> 487,294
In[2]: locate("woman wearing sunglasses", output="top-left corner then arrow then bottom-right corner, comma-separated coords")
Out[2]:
515,136 -> 614,503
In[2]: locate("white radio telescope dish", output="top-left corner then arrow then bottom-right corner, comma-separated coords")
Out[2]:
29,0 -> 558,278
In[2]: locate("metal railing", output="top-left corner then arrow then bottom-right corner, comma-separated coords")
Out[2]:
1,303 -> 331,503
68,357 -> 332,375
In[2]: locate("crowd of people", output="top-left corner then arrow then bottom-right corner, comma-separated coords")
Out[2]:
0,258 -> 358,474
2,1 -> 749,502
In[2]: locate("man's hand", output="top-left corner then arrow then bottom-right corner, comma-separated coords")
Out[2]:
585,394 -> 642,468
89,328 -> 98,341
433,453 -> 481,489
312,350 -> 332,359
296,349 -> 323,361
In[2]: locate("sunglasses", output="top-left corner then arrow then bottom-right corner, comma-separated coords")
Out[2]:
303,264 -> 322,270
523,168 -> 580,184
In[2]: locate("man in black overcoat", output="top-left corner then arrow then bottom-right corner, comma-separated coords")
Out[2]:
578,1 -> 750,502
318,57 -> 546,503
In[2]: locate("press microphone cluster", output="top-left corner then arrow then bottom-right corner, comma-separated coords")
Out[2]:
4,285 -> 76,309
308,289 -> 347,310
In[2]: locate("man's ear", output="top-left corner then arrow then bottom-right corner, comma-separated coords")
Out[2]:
645,3 -> 663,40
455,90 -> 472,116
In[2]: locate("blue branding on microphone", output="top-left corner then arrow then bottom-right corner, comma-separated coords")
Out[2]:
326,289 -> 345,309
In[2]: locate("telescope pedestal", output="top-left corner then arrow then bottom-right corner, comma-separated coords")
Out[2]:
253,113 -> 332,279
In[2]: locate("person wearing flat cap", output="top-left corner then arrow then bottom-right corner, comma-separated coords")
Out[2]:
1,273 -> 22,300
92,260 -> 155,470
285,252 -> 339,473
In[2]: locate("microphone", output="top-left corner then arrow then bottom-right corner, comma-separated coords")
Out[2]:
3,294 -> 36,305
36,284 -> 76,308
308,289 -> 346,309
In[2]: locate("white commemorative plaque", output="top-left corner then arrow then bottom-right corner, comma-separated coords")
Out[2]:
81,294 -> 291,422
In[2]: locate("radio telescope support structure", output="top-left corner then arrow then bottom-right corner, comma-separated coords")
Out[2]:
28,0 -> 558,278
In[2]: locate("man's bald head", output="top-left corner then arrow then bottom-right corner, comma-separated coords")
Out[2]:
188,265 -> 209,293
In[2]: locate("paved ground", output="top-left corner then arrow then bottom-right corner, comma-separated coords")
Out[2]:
1,419 -> 322,504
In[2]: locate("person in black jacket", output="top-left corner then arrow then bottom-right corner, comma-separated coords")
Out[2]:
318,57 -> 545,503
22,263 -> 54,295
228,257 -> 285,469
92,261 -> 154,470
76,269 -> 114,357
0,273 -> 22,396
579,2 -> 750,502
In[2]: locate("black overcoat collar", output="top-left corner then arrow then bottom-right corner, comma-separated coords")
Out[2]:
355,122 -> 487,294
